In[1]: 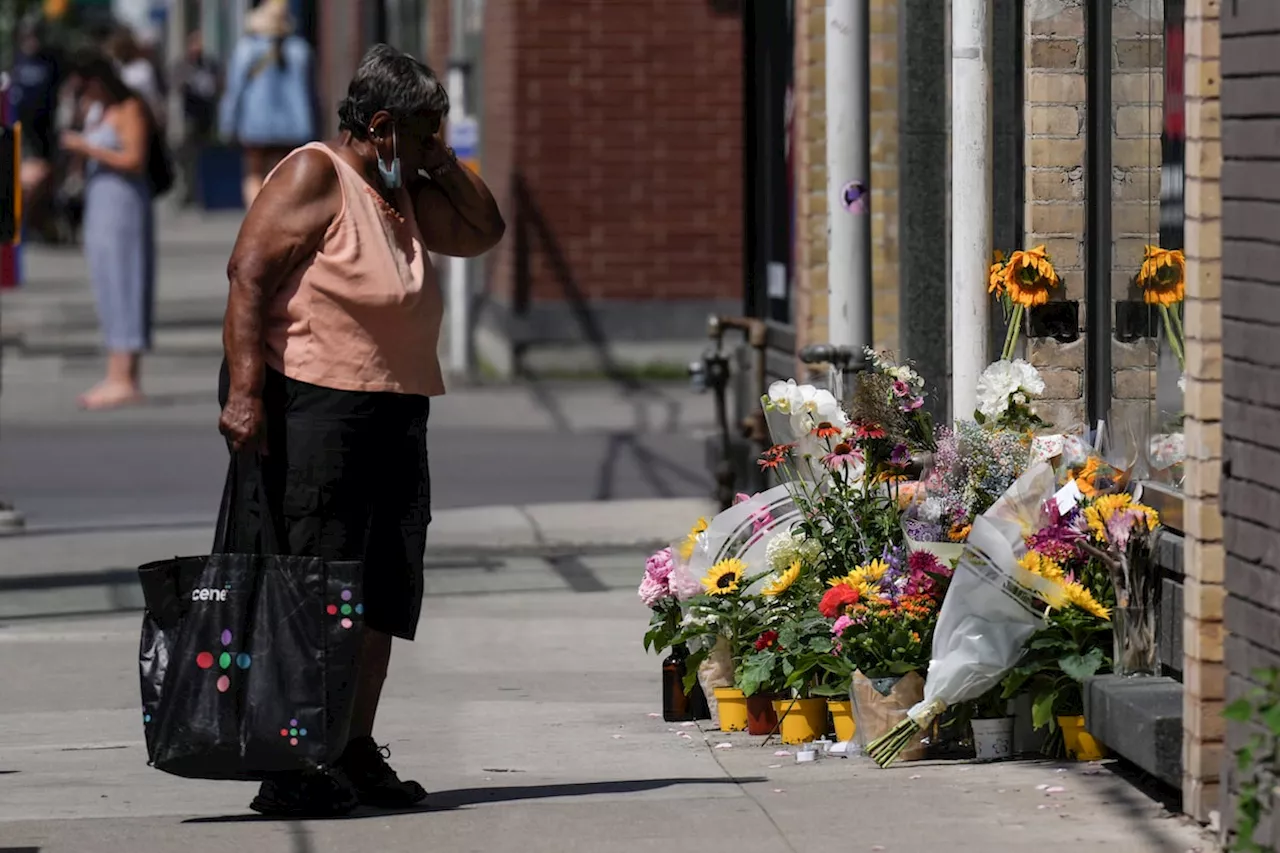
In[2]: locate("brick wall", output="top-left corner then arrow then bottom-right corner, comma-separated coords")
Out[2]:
792,0 -> 828,355
1024,0 -> 1087,428
792,0 -> 900,369
486,0 -> 743,306
1109,2 -> 1164,428
1181,0 -> 1223,825
1220,0 -> 1280,840
1023,1 -> 1163,431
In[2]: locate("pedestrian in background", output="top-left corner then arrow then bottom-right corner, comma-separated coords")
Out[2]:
218,0 -> 316,209
105,27 -> 166,123
10,19 -> 63,242
171,30 -> 221,206
59,55 -> 156,410
218,43 -> 504,817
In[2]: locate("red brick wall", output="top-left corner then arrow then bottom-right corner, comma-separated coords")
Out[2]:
483,0 -> 744,307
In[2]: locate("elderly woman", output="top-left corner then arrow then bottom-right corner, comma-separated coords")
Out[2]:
218,44 -> 504,816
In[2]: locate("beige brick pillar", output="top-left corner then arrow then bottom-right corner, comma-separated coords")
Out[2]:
869,0 -> 900,355
1024,2 -> 1086,428
793,0 -> 900,371
1181,0 -> 1225,824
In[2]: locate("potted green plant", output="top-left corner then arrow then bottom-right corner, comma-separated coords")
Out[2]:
966,686 -> 1014,762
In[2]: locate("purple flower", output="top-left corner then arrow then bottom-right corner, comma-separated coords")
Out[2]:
903,396 -> 925,411
890,444 -> 910,467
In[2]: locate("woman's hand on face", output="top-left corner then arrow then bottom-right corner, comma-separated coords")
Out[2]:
219,391 -> 267,453
420,127 -> 453,172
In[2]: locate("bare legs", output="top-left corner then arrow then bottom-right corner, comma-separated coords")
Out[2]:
241,147 -> 288,210
79,351 -> 144,410
348,628 -> 393,740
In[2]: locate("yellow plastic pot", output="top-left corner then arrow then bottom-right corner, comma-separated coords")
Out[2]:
1058,715 -> 1108,761
714,687 -> 749,732
827,699 -> 857,743
772,697 -> 829,744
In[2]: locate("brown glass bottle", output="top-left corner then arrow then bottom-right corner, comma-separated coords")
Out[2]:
663,645 -> 710,722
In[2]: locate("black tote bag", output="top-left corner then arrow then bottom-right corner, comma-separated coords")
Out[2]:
138,453 -> 364,780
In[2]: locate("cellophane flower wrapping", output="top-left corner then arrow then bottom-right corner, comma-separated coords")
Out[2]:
899,462 -> 1065,733
684,484 -> 802,594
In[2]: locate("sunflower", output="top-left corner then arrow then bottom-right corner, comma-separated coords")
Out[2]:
1073,456 -> 1104,498
1062,581 -> 1111,620
1002,245 -> 1061,307
1137,246 -> 1186,307
762,560 -> 802,596
947,522 -> 972,543
701,558 -> 746,595
848,558 -> 889,587
1018,550 -> 1065,582
679,517 -> 709,561
989,251 -> 1009,296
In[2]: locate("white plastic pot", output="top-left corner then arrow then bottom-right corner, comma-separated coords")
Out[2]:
971,717 -> 1014,762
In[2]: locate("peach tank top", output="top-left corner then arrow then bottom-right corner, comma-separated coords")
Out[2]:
262,142 -> 445,397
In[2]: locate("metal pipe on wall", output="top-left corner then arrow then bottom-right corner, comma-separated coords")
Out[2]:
949,0 -> 992,420
825,0 -> 872,357
1085,0 -> 1112,429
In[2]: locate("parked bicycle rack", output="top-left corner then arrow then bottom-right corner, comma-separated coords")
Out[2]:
689,316 -> 872,510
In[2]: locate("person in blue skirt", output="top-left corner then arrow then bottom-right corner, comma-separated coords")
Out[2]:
59,54 -> 156,410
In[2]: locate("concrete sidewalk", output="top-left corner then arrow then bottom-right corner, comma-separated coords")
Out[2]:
0,497 -> 715,620
0,580 -> 1214,852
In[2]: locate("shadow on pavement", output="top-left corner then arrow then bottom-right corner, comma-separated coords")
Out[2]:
183,777 -> 765,824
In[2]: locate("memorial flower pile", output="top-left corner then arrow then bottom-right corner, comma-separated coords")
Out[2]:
640,341 -> 1169,768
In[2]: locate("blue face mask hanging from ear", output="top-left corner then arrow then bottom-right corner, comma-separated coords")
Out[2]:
376,123 -> 402,189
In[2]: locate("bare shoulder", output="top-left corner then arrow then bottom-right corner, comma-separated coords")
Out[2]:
258,146 -> 341,206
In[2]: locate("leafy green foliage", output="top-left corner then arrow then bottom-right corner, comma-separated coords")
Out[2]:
1002,598 -> 1112,748
1227,668 -> 1280,853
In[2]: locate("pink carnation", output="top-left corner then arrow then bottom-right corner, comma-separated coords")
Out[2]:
831,614 -> 855,638
638,547 -> 676,607
638,573 -> 669,608
668,562 -> 704,601
645,547 -> 674,584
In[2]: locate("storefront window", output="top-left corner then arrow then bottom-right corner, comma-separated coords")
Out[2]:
1104,0 -> 1185,490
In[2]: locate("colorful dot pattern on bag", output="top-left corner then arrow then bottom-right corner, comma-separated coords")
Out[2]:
196,630 -> 252,688
280,718 -> 308,747
330,589 -> 363,628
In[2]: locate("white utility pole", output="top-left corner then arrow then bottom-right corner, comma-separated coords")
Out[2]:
165,0 -> 187,166
825,0 -> 872,357
949,0 -> 992,420
446,0 -> 471,377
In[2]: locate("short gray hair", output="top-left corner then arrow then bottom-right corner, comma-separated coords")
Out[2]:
337,44 -> 450,139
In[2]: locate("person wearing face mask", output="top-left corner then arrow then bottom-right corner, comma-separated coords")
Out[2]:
216,44 -> 504,817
